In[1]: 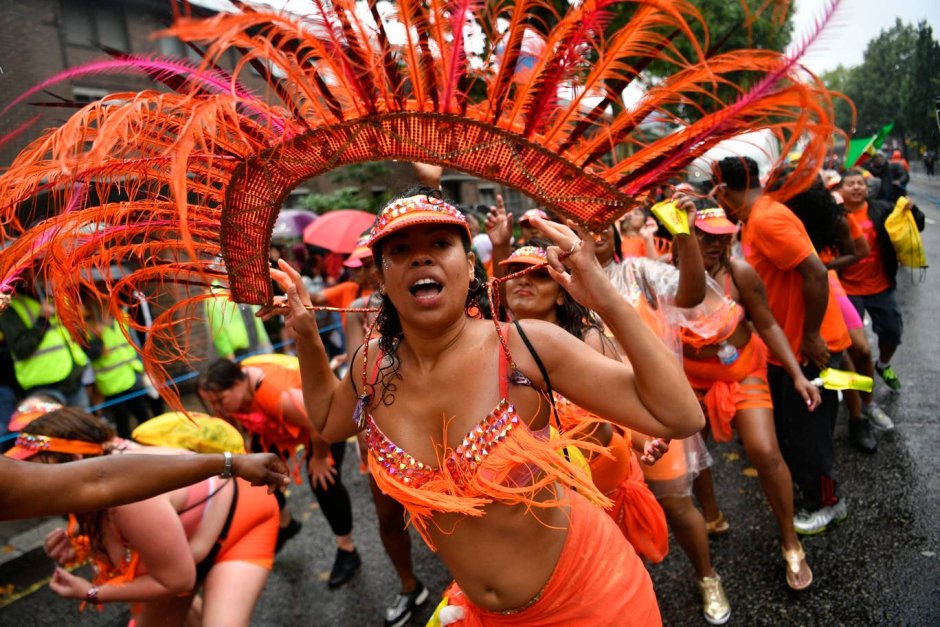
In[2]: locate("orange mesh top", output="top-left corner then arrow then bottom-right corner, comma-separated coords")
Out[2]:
679,272 -> 744,349
230,362 -> 307,481
364,346 -> 609,549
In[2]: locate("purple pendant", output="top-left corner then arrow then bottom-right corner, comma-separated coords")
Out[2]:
353,393 -> 371,431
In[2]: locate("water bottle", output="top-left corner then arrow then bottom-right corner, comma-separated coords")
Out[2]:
717,342 -> 739,365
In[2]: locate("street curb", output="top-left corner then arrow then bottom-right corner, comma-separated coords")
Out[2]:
0,518 -> 62,569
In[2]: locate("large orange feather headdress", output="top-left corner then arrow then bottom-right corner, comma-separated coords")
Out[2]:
0,0 -> 841,399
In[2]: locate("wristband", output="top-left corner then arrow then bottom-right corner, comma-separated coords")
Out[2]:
220,451 -> 234,479
85,585 -> 101,605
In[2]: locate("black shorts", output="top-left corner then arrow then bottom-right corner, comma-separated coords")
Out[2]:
848,288 -> 903,346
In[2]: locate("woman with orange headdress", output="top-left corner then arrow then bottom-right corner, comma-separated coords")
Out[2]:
271,188 -> 704,625
500,243 -> 669,564
10,407 -> 280,626
679,207 -> 820,592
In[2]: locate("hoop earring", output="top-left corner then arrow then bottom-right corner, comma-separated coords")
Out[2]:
469,277 -> 481,291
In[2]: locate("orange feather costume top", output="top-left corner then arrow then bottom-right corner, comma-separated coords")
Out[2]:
364,345 -> 609,549
0,0 -> 842,405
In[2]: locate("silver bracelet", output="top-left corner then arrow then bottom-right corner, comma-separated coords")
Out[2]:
220,451 -> 233,479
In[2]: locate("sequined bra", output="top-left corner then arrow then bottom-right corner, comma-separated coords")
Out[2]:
362,339 -> 609,549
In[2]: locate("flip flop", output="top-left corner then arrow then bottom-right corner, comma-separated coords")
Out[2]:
705,512 -> 730,536
782,542 -> 813,591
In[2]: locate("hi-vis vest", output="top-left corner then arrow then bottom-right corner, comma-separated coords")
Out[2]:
205,286 -> 270,357
8,295 -> 89,389
91,316 -> 144,397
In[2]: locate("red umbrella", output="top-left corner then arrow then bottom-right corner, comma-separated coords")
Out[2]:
302,209 -> 376,253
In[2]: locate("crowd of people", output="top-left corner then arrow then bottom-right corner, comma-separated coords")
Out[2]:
1,151 -> 926,626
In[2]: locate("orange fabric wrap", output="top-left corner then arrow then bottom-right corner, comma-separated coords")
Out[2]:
682,335 -> 771,442
589,432 -> 669,563
438,489 -> 661,626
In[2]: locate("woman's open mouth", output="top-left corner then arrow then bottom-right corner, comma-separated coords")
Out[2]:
409,277 -> 444,303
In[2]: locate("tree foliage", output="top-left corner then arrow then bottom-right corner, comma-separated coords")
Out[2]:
299,163 -> 392,213
821,20 -> 940,153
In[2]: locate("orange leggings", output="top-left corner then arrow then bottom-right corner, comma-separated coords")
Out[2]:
213,478 -> 280,570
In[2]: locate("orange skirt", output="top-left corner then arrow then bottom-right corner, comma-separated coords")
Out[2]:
683,335 -> 773,443
434,488 -> 661,626
588,431 -> 668,563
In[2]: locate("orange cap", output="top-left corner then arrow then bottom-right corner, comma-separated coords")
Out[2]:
695,207 -> 739,235
366,195 -> 470,249
498,245 -> 549,267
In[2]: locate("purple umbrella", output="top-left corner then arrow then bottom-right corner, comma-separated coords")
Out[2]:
272,209 -> 317,240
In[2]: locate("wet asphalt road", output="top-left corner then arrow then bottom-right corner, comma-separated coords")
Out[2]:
1,178 -> 938,626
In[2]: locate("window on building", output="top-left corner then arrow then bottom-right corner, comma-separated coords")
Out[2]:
62,1 -> 129,51
72,86 -> 109,105
477,186 -> 496,209
502,187 -> 525,214
158,37 -> 204,64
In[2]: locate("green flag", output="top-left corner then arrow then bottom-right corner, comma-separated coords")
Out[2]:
844,121 -> 895,169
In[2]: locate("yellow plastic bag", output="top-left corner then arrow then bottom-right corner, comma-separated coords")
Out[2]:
549,426 -> 592,479
132,411 -> 246,454
884,197 -> 927,269
241,353 -> 300,369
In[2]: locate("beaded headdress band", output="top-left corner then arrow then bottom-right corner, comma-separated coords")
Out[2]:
5,433 -> 106,461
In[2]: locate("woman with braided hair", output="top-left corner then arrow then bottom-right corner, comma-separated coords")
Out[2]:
271,187 -> 704,625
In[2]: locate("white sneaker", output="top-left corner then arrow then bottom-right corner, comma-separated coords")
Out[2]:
794,499 -> 848,535
863,404 -> 895,432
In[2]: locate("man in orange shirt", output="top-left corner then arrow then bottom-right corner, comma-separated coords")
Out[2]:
712,157 -> 851,536
837,169 -> 925,393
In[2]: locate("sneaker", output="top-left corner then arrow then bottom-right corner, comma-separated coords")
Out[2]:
384,580 -> 430,627
849,418 -> 877,453
275,518 -> 302,554
794,499 -> 848,535
328,547 -> 362,589
863,404 -> 895,432
699,574 -> 731,625
875,364 -> 901,392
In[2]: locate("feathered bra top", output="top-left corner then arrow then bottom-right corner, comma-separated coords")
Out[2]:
0,0 -> 841,404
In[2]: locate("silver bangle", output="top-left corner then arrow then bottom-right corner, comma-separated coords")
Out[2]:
220,451 -> 233,479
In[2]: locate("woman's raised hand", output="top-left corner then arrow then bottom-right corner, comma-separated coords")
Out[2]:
485,194 -> 512,246
269,259 -> 319,343
529,217 -> 614,314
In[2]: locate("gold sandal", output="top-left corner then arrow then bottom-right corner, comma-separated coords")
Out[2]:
705,512 -> 730,536
782,542 -> 813,591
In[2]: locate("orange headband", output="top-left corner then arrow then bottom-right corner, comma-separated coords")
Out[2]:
5,433 -> 105,460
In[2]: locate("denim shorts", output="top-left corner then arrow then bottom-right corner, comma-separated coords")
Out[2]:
848,288 -> 903,346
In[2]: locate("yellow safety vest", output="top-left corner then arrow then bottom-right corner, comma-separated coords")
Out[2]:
8,296 -> 88,389
205,289 -> 270,357
91,317 -> 144,397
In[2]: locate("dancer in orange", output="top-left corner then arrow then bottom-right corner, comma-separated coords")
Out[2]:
679,207 -> 819,590
273,190 -> 704,625
11,407 -> 279,626
198,357 -> 362,588
501,244 -> 669,563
